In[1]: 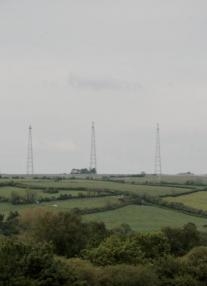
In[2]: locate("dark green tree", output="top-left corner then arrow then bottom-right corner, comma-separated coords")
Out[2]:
162,223 -> 200,256
0,238 -> 77,286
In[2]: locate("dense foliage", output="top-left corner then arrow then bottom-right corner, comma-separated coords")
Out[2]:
0,209 -> 207,285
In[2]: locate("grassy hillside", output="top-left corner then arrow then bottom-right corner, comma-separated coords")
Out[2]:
164,191 -> 207,211
12,179 -> 194,196
0,195 -> 121,214
84,205 -> 207,232
0,186 -> 95,199
0,176 -> 207,232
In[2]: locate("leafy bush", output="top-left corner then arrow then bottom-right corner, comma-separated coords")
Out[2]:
162,223 -> 200,255
83,232 -> 170,265
0,239 -> 77,286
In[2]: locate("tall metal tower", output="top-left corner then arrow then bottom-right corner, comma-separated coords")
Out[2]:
26,125 -> 34,176
154,123 -> 162,178
89,121 -> 97,173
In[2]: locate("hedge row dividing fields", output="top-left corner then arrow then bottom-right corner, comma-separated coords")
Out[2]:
0,177 -> 207,232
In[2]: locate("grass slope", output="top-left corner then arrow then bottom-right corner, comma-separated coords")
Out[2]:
0,196 -> 121,214
0,187 -> 87,199
84,205 -> 207,232
165,191 -> 207,211
15,179 -> 193,197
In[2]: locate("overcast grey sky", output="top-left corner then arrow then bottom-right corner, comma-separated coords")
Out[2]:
0,0 -> 207,174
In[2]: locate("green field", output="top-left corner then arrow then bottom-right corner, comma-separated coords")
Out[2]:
84,205 -> 207,232
164,191 -> 207,211
0,176 -> 207,232
0,196 -> 121,214
40,196 -> 121,211
0,187 -> 31,198
113,174 -> 207,185
0,186 -> 91,199
0,202 -> 38,214
13,179 -> 194,197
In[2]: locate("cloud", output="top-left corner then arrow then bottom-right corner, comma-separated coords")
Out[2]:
68,73 -> 142,92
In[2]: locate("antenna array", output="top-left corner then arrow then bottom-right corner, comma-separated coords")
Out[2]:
154,123 -> 162,179
26,125 -> 34,176
89,121 -> 97,173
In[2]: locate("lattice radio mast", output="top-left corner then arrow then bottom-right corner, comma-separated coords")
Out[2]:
89,121 -> 97,173
154,123 -> 162,179
26,125 -> 34,176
